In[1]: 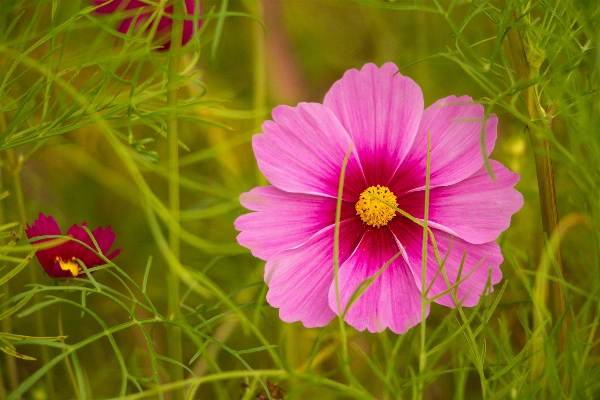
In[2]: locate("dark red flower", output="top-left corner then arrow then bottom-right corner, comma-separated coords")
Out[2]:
26,213 -> 121,278
93,0 -> 203,50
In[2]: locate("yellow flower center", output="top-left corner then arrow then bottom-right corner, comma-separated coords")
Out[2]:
355,185 -> 398,228
56,257 -> 82,277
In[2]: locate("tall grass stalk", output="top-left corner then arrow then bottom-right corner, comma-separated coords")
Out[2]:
1,1 -> 599,398
417,132 -> 432,400
333,146 -> 354,387
0,113 -> 19,395
504,7 -> 567,379
250,0 -> 267,187
166,1 -> 184,398
5,127 -> 56,395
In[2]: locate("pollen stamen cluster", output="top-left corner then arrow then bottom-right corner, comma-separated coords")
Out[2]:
56,256 -> 82,277
355,185 -> 398,228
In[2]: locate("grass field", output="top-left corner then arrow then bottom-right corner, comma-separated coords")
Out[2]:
0,0 -> 599,399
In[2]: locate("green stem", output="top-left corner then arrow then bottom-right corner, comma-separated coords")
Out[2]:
1,284 -> 18,396
417,132 -> 432,400
334,147 -> 353,385
251,0 -> 267,187
505,7 -> 566,366
6,152 -> 26,227
248,0 -> 269,337
0,107 -> 17,397
166,1 -> 184,399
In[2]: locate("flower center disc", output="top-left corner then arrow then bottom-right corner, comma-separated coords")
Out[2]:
355,185 -> 398,228
57,257 -> 82,277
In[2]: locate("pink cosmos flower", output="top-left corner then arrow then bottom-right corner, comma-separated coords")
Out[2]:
93,0 -> 203,50
26,213 -> 121,279
235,62 -> 524,334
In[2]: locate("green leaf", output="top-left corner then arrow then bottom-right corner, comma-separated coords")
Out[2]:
0,250 -> 34,286
0,346 -> 36,361
0,289 -> 37,321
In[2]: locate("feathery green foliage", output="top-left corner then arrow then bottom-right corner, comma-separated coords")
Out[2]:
0,0 -> 599,399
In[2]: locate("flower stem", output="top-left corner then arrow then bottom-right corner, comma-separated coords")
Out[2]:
166,1 -> 184,398
251,0 -> 268,187
505,9 -> 566,360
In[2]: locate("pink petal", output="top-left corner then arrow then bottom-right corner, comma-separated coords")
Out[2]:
152,0 -> 203,50
91,226 -> 114,252
323,62 -> 424,186
254,103 -> 366,199
391,221 -> 503,308
265,219 -> 365,328
62,224 -> 99,267
117,16 -> 138,35
25,213 -> 61,238
157,6 -> 175,31
91,226 -> 119,258
398,160 -> 523,244
157,0 -> 202,49
152,6 -> 175,50
328,228 -> 428,334
107,248 -> 122,260
26,213 -> 63,270
93,0 -> 147,14
235,186 -> 356,260
96,0 -> 203,50
392,95 -> 497,194
182,0 -> 203,45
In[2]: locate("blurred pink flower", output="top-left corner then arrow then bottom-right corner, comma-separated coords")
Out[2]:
26,213 -> 120,278
235,62 -> 523,334
93,0 -> 203,50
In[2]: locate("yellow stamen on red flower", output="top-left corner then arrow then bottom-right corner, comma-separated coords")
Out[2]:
355,185 -> 398,228
56,256 -> 82,277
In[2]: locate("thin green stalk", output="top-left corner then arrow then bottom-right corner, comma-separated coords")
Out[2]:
248,0 -> 268,332
334,147 -> 353,385
4,134 -> 54,395
250,0 -> 267,187
417,131 -> 431,400
166,1 -> 184,399
6,152 -> 26,227
505,9 -> 566,359
57,307 -> 80,399
1,284 -> 18,395
0,112 -> 18,396
408,132 -> 489,398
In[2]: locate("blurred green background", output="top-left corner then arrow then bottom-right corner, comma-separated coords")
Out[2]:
0,0 -> 599,399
